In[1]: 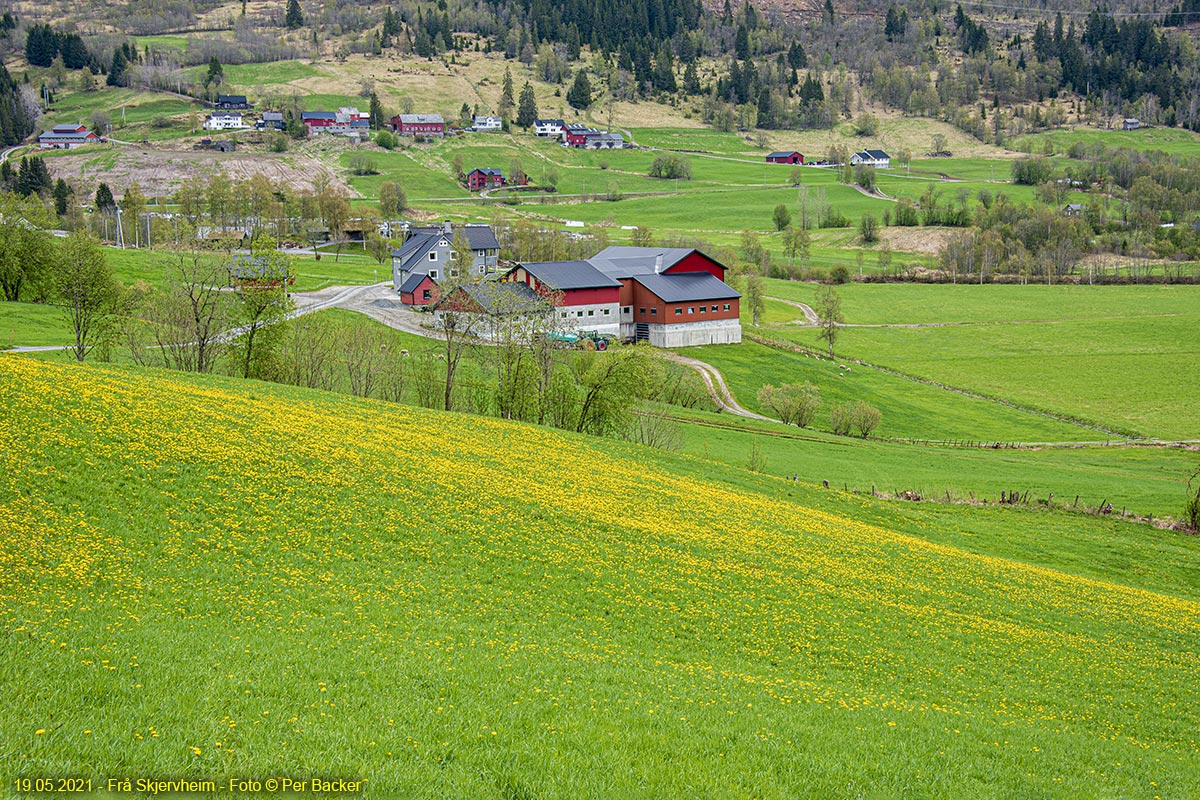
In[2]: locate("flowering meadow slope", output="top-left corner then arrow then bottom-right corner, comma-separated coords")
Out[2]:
1,356 -> 1197,799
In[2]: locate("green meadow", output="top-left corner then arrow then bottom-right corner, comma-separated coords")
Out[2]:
3,356 -> 1199,799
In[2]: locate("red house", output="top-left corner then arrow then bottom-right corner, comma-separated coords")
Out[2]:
766,151 -> 804,165
466,168 -> 506,190
391,113 -> 445,137
563,124 -> 600,147
399,272 -> 438,306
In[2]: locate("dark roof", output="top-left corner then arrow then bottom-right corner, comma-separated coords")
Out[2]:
534,119 -> 564,126
856,149 -> 890,159
391,233 -> 441,269
449,281 -> 544,314
470,168 -> 505,177
399,271 -> 432,294
301,111 -> 336,121
261,111 -> 284,121
228,255 -> 285,280
766,151 -> 801,158
218,94 -> 247,103
407,224 -> 499,251
632,272 -> 740,303
517,260 -> 622,290
588,246 -> 696,278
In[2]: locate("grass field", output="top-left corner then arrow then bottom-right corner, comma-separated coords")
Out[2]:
3,355 -> 1198,798
752,282 -> 1200,440
1012,125 -> 1200,157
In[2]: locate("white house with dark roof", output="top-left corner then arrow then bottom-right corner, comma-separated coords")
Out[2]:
533,119 -> 565,137
203,112 -> 248,131
471,115 -> 503,132
849,149 -> 890,168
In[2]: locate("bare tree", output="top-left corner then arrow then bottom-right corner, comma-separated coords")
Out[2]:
133,246 -> 229,373
233,235 -> 294,379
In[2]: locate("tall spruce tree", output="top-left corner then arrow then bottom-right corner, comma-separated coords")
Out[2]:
516,81 -> 538,127
567,69 -> 592,110
107,49 -> 127,87
499,67 -> 515,119
286,0 -> 304,29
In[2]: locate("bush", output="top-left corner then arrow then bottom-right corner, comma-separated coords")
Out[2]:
859,214 -> 879,243
151,115 -> 173,129
829,264 -> 851,284
268,132 -> 288,153
830,402 -> 853,436
648,154 -> 692,180
349,153 -> 379,176
597,158 -> 609,170
851,400 -> 882,438
375,130 -> 396,150
893,201 -> 920,226
758,382 -> 821,427
819,207 -> 850,228
1011,156 -> 1053,186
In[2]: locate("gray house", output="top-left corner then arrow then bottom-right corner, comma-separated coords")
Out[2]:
391,222 -> 501,293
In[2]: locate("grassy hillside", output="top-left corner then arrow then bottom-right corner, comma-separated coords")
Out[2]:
3,356 -> 1198,798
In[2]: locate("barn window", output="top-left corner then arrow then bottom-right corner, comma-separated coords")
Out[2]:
699,306 -> 706,313
650,308 -> 657,315
723,304 -> 730,311
674,308 -> 682,316
603,309 -> 610,315
687,307 -> 694,314
639,307 -> 646,314
712,305 -> 718,311
587,310 -> 594,316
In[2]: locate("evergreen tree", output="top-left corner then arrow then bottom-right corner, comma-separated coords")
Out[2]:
787,41 -> 807,69
205,56 -> 223,87
95,183 -> 116,212
653,45 -> 677,92
368,92 -> 386,129
53,178 -> 72,217
682,61 -> 700,94
734,25 -> 750,60
286,0 -> 304,29
107,49 -> 127,87
517,81 -> 539,127
824,0 -> 835,25
567,69 -> 592,110
499,66 -> 515,119
24,24 -> 56,68
17,156 -> 51,197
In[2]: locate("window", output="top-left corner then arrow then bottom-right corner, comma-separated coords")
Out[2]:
650,308 -> 657,316
449,268 -> 459,278
429,270 -> 439,279
476,249 -> 484,256
577,311 -> 584,317
561,312 -> 568,318
587,310 -> 594,317
623,306 -> 632,315
422,289 -> 431,301
723,304 -> 730,311
699,306 -> 706,313
687,307 -> 694,315
428,252 -> 437,261
712,305 -> 718,312
603,309 -> 610,316
639,307 -> 646,315
674,308 -> 682,316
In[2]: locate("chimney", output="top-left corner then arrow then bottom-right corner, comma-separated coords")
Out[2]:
654,253 -> 664,272
443,220 -> 452,236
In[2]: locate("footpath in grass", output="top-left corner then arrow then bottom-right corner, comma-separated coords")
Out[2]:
2,356 -> 1199,799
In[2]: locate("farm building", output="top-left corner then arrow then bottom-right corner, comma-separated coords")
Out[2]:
766,151 -> 804,165
391,222 -> 501,298
533,119 -> 565,137
471,116 -> 503,132
1063,203 -> 1084,217
398,272 -> 438,307
1123,118 -> 1141,130
203,113 -> 248,131
215,94 -> 252,110
37,123 -> 100,149
563,124 -> 601,147
587,246 -> 741,347
466,168 -> 507,190
849,149 -> 891,168
256,112 -> 285,131
302,108 -> 369,137
392,113 -> 445,137
504,260 -> 623,337
583,132 -> 627,149
432,281 -> 547,337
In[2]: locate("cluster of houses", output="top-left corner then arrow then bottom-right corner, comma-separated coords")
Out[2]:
390,223 -> 740,348
533,120 -> 628,149
764,149 -> 892,168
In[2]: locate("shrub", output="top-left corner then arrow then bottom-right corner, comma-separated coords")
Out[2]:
829,264 -> 851,284
375,130 -> 396,150
268,132 -> 288,153
859,214 -> 879,243
349,153 -> 379,176
851,400 -> 882,438
648,154 -> 692,180
819,207 -> 850,228
151,115 -> 173,129
893,201 -> 920,226
830,402 -> 853,436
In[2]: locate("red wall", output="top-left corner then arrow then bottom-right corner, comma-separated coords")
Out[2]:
400,276 -> 437,306
560,287 -> 619,306
663,251 -> 727,281
630,282 -> 738,323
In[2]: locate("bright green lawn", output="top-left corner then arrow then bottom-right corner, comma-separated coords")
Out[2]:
3,357 -> 1199,799
1013,125 -> 1200,156
756,283 -> 1200,440
0,302 -> 68,348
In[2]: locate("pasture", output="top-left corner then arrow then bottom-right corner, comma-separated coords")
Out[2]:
2,355 -> 1199,799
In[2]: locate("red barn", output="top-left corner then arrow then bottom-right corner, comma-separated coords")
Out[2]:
504,260 -> 622,335
587,246 -> 741,346
766,151 -> 804,165
391,113 -> 445,137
